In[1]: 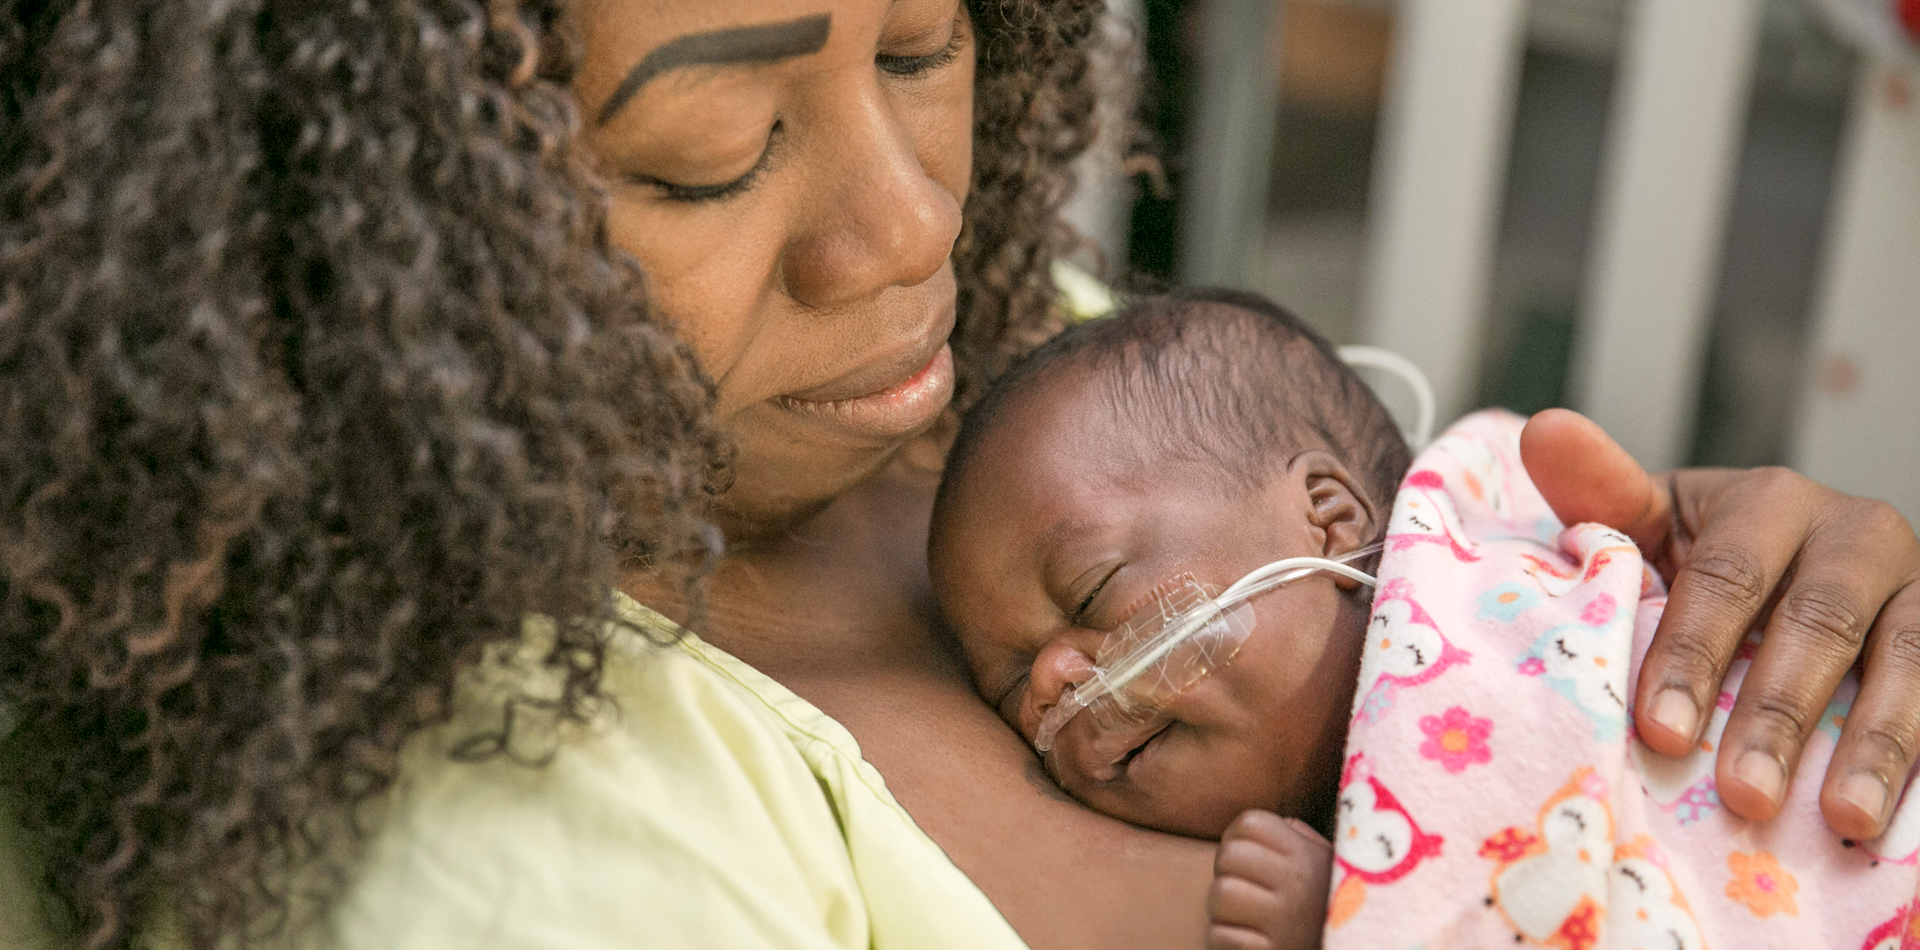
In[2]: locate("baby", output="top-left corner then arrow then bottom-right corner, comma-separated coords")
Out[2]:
930,290 -> 1410,948
929,291 -> 1920,950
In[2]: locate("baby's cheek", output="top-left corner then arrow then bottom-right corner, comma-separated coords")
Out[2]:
1113,747 -> 1283,840
1190,756 -> 1293,838
1173,732 -> 1301,836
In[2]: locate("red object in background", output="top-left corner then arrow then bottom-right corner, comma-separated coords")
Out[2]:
1819,354 -> 1862,399
1901,0 -> 1920,42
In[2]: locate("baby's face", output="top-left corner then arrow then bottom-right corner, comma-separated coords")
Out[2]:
931,367 -> 1368,838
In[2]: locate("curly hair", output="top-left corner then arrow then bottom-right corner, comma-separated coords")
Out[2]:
954,0 -> 1107,405
0,0 -> 1109,947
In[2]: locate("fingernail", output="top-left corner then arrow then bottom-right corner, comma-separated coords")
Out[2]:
1649,689 -> 1700,742
1735,749 -> 1787,806
1841,772 -> 1890,825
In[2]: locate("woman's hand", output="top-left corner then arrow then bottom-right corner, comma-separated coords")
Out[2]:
1520,409 -> 1920,840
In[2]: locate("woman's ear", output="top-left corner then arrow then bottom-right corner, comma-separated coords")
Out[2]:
1290,451 -> 1378,581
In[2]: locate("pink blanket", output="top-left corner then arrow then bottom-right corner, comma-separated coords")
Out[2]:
1325,410 -> 1920,950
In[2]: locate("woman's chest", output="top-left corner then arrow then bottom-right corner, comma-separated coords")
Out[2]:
704,570 -> 1048,846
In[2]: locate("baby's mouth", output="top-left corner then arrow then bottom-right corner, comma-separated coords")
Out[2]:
1053,716 -> 1173,785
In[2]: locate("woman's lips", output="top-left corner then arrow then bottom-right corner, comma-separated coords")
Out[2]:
777,344 -> 954,441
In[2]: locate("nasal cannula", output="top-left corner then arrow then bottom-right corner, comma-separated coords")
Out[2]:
1033,542 -> 1384,753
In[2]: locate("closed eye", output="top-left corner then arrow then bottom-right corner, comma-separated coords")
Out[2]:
627,120 -> 782,203
1071,563 -> 1121,625
876,14 -> 967,76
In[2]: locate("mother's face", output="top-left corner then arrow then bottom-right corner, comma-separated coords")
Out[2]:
573,0 -> 975,529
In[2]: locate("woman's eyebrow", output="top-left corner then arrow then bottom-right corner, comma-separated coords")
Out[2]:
596,14 -> 833,126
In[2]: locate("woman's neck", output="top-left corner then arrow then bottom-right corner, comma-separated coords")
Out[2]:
620,446 -> 953,682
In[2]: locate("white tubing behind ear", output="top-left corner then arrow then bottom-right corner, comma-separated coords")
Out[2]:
1338,345 -> 1436,449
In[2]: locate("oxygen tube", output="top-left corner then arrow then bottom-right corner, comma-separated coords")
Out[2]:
1033,542 -> 1383,753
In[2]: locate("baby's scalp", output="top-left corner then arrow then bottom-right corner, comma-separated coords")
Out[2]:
937,289 -> 1413,526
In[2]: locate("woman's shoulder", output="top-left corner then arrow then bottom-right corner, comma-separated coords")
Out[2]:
386,599 -> 837,820
308,604 -> 860,946
302,596 -> 1026,950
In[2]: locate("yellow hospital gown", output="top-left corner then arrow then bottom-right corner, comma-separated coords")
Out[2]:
0,593 -> 1029,950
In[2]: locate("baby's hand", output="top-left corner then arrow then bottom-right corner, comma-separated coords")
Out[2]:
1206,810 -> 1334,950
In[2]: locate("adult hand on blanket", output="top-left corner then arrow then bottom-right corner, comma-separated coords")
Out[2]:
1520,408 -> 1920,841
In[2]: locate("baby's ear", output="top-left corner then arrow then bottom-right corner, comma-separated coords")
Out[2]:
1293,451 -> 1377,566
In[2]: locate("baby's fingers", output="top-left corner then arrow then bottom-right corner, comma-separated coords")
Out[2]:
1210,812 -> 1331,950
1206,875 -> 1282,950
1823,579 -> 1920,840
1215,813 -> 1324,886
1205,922 -> 1275,950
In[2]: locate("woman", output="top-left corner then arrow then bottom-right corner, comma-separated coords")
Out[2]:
2,1 -> 1916,949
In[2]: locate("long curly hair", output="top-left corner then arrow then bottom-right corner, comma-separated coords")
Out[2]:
0,0 -> 1108,947
953,0 -> 1106,404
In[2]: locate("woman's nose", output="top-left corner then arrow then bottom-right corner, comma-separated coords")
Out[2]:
1019,638 -> 1099,742
781,89 -> 963,310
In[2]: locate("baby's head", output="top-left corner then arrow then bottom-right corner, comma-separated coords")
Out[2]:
930,290 -> 1411,837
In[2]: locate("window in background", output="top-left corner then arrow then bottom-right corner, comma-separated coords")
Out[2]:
1479,1 -> 1623,417
1476,0 -> 1852,470
1130,0 -> 1864,470
1689,3 -> 1853,467
1250,0 -> 1395,346
1126,0 -> 1202,285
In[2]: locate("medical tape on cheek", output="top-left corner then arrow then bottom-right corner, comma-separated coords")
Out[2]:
1031,544 -> 1385,755
1086,581 -> 1258,731
1033,576 -> 1254,753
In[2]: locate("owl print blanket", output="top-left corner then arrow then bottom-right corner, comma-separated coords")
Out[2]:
1324,410 -> 1920,950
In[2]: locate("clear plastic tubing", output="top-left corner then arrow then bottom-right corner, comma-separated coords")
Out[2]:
1033,542 -> 1383,753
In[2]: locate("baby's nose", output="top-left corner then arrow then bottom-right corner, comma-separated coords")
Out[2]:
1020,639 -> 1099,743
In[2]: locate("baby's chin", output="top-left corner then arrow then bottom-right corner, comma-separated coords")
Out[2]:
1126,795 -> 1266,841
1052,711 -> 1308,838
1072,769 -> 1282,841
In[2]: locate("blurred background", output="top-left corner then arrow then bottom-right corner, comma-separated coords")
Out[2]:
1064,0 -> 1919,522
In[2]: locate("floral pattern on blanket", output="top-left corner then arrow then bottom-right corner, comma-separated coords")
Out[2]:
1325,410 -> 1920,950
